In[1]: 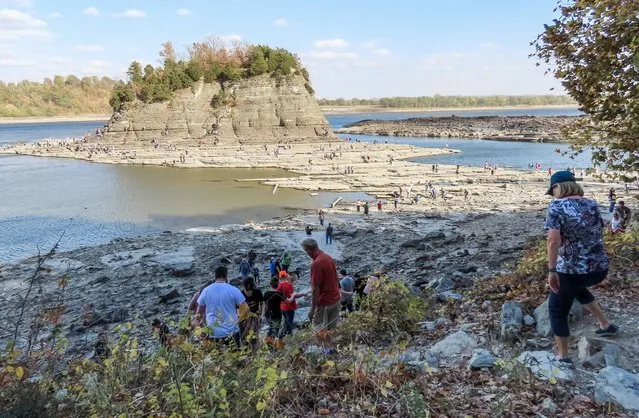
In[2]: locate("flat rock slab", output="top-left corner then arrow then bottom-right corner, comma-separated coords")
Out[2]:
43,258 -> 84,272
517,351 -> 573,382
100,248 -> 155,268
152,246 -> 196,277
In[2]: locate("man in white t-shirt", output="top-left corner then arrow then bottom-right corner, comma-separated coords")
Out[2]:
197,265 -> 249,347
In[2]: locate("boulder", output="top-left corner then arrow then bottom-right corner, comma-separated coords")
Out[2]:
517,351 -> 573,382
434,276 -> 455,292
594,366 -> 639,412
541,398 -> 558,414
437,290 -> 463,302
159,289 -> 180,303
468,349 -> 497,370
500,301 -> 523,342
429,331 -> 478,360
153,247 -> 196,277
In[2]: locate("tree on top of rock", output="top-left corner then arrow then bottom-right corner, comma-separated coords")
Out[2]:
534,0 -> 639,181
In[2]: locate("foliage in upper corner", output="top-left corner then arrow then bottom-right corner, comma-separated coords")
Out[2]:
533,0 -> 639,182
110,37 -> 314,111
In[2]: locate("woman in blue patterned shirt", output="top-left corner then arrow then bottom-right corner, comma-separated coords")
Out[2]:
545,171 -> 618,363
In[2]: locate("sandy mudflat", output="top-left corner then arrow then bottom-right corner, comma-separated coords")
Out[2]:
0,115 -> 110,124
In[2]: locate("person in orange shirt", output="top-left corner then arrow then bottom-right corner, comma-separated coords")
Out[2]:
277,271 -> 308,337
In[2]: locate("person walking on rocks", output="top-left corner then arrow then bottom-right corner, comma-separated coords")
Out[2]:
464,189 -> 469,201
356,200 -> 361,212
339,269 -> 355,313
302,238 -> 341,331
319,210 -> 325,226
196,266 -> 248,347
239,257 -> 252,284
377,201 -> 383,212
240,277 -> 264,350
544,171 -> 617,363
281,251 -> 292,273
608,188 -> 616,213
325,223 -> 334,245
363,201 -> 369,216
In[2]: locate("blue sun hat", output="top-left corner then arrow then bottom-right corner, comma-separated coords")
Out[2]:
546,170 -> 576,195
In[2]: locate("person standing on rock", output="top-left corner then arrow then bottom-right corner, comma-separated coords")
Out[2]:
197,266 -> 248,347
607,188 -> 616,213
363,201 -> 369,216
325,223 -> 334,245
319,210 -> 325,226
302,238 -> 341,331
544,171 -> 617,363
356,200 -> 361,212
377,201 -> 383,212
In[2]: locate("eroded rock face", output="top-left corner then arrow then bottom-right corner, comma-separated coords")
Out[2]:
103,75 -> 333,144
594,367 -> 639,412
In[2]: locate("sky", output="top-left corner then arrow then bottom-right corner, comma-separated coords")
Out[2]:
0,0 -> 566,98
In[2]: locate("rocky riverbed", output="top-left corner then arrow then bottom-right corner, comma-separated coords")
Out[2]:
336,115 -> 583,142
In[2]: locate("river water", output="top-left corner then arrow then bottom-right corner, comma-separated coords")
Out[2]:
0,107 -> 582,262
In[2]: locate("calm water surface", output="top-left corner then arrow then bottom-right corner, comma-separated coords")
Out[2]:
0,108 -> 582,262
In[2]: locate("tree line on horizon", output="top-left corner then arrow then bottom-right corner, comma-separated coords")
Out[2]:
317,95 -> 576,108
0,76 -> 117,117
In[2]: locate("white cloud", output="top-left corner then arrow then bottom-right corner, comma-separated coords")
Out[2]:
82,59 -> 111,74
0,57 -> 33,66
307,50 -> 359,60
220,34 -> 242,43
72,44 -> 104,52
314,38 -> 349,49
49,11 -> 62,18
373,48 -> 391,56
0,0 -> 32,8
273,18 -> 288,27
0,9 -> 52,40
114,9 -> 146,18
83,7 -> 99,16
176,8 -> 192,16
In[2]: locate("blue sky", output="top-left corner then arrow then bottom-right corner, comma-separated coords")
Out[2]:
0,0 -> 565,98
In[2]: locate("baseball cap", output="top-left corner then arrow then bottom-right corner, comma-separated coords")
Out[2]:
546,170 -> 575,195
279,271 -> 288,279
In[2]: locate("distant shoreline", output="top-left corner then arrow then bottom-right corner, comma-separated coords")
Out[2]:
0,105 -> 580,124
0,115 -> 110,125
321,104 -> 580,114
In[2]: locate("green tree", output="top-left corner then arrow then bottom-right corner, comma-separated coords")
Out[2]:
143,64 -> 155,81
127,61 -> 143,85
534,0 -> 639,180
246,47 -> 268,76
185,60 -> 204,81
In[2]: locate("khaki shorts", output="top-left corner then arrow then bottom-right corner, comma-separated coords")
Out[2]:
313,302 -> 340,330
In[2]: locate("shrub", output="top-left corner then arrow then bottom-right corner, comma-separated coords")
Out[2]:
337,278 -> 424,343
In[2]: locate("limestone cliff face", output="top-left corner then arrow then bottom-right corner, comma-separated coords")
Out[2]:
103,74 -> 334,144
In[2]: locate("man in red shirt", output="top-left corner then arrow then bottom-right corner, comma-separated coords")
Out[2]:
301,238 -> 341,330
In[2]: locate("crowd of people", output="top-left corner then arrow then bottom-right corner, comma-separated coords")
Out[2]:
182,235 -> 380,351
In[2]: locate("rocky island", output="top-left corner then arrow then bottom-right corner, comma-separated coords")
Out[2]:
336,115 -> 582,142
